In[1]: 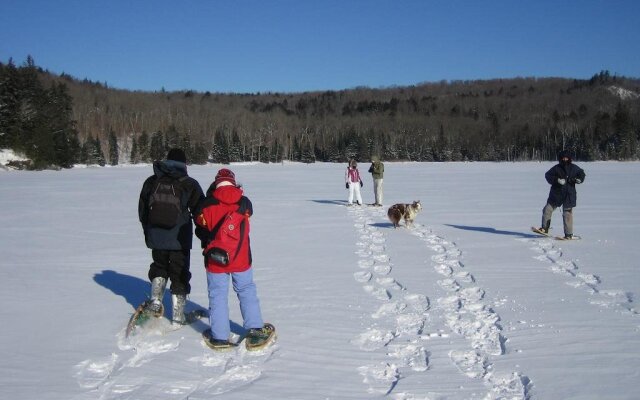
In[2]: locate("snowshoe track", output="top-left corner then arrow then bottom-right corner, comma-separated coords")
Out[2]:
524,237 -> 638,317
73,313 -> 277,399
347,205 -> 531,399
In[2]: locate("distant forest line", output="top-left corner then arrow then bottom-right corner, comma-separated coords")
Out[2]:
1,56 -> 639,169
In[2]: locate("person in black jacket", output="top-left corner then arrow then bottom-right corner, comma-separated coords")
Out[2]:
138,148 -> 204,325
536,150 -> 586,239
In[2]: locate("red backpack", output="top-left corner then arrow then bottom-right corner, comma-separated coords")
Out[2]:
203,198 -> 250,267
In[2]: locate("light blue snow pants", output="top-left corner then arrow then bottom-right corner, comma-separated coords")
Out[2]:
206,268 -> 264,340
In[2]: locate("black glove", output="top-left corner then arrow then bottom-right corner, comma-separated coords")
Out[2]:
345,182 -> 349,189
360,181 -> 363,187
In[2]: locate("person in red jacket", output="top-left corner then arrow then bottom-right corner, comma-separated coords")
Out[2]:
195,168 -> 273,350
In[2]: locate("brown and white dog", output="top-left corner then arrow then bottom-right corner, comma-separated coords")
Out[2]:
387,201 -> 422,228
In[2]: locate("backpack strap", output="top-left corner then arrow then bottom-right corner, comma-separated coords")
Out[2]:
232,197 -> 251,261
210,197 -> 250,235
197,197 -> 251,248
153,175 -> 189,200
236,196 -> 251,216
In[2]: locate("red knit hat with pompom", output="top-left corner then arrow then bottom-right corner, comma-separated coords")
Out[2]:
214,168 -> 236,187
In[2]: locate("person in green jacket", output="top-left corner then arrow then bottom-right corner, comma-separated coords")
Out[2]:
368,156 -> 384,206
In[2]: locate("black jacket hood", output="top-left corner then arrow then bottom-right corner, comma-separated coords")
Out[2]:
153,160 -> 187,179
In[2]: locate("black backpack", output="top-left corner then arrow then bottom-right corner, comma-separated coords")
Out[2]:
147,176 -> 187,229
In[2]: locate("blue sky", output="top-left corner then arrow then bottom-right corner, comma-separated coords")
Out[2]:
1,0 -> 639,93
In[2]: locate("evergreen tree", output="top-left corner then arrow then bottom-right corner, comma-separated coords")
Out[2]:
0,60 -> 21,149
129,135 -> 139,163
165,124 -> 180,152
150,131 -> 164,161
93,137 -> 106,166
33,82 -> 79,168
191,141 -> 209,164
210,128 -> 230,164
228,130 -> 243,162
270,138 -> 283,163
614,103 -> 636,159
300,141 -> 316,163
137,131 -> 150,163
108,129 -> 119,165
181,132 -> 192,163
13,57 -> 44,158
79,140 -> 90,164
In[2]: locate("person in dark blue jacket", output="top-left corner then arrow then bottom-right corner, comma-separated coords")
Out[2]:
138,148 -> 204,325
536,150 -> 586,239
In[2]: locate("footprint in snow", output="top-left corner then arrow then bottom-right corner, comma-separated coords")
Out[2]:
577,273 -> 600,285
449,349 -> 488,379
454,271 -> 475,283
141,380 -> 199,399
433,263 -> 453,276
446,313 -> 504,356
376,276 -> 404,290
590,290 -> 638,314
437,278 -> 460,292
358,259 -> 375,268
395,313 -> 426,336
484,371 -> 532,400
459,287 -> 485,303
431,253 -> 449,263
437,295 -> 462,312
98,378 -> 149,398
557,259 -> 578,270
356,248 -> 373,258
549,263 -> 576,276
445,259 -> 465,269
387,343 -> 429,372
122,337 -> 182,368
374,264 -> 392,275
354,271 -> 373,283
194,365 -> 262,396
352,328 -> 396,351
364,285 -> 391,300
73,354 -> 121,389
404,293 -> 430,313
372,301 -> 407,319
358,363 -> 399,395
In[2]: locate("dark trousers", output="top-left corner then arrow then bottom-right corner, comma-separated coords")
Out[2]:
149,249 -> 192,295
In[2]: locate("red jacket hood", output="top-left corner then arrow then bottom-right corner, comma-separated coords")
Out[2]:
213,185 -> 244,205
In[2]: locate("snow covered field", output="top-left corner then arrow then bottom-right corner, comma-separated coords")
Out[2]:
1,161 -> 639,400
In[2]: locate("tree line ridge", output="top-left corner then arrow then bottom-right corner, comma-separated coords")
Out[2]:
1,57 -> 638,169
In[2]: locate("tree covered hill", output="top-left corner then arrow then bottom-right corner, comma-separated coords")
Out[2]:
1,57 -> 639,169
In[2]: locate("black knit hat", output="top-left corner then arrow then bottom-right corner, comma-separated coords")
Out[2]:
166,148 -> 187,163
558,150 -> 572,162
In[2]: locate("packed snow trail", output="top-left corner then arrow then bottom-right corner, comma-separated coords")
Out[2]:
347,205 -> 531,399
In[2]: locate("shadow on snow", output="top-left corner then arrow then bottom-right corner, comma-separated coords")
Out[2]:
310,199 -> 348,206
446,224 -> 539,238
93,269 -> 243,334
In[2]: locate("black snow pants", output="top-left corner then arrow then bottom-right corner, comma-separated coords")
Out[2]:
149,249 -> 192,295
